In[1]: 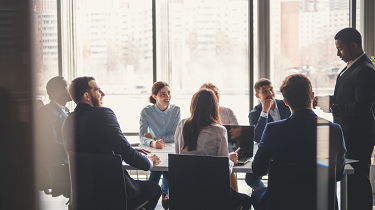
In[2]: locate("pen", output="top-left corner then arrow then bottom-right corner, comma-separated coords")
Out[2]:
234,147 -> 241,153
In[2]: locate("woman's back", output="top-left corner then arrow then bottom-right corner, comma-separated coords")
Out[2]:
175,119 -> 229,157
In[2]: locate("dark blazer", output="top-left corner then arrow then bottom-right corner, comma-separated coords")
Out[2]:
62,103 -> 151,199
252,109 -> 346,181
37,101 -> 68,164
249,99 -> 291,143
331,54 -> 375,161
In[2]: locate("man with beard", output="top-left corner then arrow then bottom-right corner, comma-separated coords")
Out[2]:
62,76 -> 162,210
316,28 -> 375,210
246,78 -> 291,190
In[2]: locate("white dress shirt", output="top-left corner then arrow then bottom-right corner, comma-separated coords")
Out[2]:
220,106 -> 239,125
260,101 -> 281,121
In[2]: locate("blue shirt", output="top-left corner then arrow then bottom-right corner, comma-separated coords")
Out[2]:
139,104 -> 181,146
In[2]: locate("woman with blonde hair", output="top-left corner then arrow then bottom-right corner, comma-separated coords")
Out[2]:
175,89 -> 251,210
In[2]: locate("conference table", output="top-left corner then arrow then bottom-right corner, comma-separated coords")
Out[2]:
123,143 -> 354,210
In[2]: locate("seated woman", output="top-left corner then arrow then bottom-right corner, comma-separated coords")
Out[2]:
174,89 -> 251,210
139,81 -> 181,210
200,83 -> 239,191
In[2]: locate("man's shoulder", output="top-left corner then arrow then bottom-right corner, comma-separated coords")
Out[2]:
250,103 -> 262,113
87,106 -> 115,116
266,117 -> 289,127
38,102 -> 60,116
354,55 -> 375,72
72,105 -> 115,117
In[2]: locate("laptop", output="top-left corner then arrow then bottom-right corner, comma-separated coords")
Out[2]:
224,125 -> 255,165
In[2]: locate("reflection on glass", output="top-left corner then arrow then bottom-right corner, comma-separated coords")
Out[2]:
270,0 -> 350,97
157,0 -> 250,124
75,0 -> 153,132
33,0 -> 59,101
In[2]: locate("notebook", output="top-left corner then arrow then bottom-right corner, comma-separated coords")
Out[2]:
224,125 -> 255,165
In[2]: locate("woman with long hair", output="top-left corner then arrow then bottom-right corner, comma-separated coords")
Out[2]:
200,83 -> 240,191
175,89 -> 251,210
200,83 -> 238,125
139,81 -> 181,210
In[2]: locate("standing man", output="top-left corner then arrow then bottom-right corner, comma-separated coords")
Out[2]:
62,76 -> 161,210
246,78 -> 291,189
317,28 -> 375,209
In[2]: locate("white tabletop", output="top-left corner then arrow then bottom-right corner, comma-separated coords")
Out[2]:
133,143 -> 175,154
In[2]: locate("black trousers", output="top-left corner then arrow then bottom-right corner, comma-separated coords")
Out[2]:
127,180 -> 161,210
230,188 -> 252,210
347,161 -> 373,210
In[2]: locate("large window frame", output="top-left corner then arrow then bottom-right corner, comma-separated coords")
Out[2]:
56,0 -> 373,122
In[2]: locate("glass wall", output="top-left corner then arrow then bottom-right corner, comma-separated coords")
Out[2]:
32,0 -> 59,102
156,0 -> 250,124
75,0 -> 153,135
269,0 -> 351,98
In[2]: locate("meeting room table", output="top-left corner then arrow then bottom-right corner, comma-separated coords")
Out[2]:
124,143 -> 354,210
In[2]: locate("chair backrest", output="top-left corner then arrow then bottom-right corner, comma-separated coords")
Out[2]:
266,161 -> 317,210
67,152 -> 127,210
265,161 -> 336,210
168,154 -> 231,210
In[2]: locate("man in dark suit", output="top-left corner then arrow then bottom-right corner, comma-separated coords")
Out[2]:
36,76 -> 72,195
316,28 -> 375,210
246,78 -> 291,189
62,76 -> 161,210
37,76 -> 72,164
251,74 -> 346,210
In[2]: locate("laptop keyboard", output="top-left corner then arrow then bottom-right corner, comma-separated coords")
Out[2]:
238,157 -> 253,164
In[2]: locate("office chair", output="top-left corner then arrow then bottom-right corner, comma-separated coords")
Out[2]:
168,154 -> 236,210
67,152 -> 147,210
264,161 -> 336,210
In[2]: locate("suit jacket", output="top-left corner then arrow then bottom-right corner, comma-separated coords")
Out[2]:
331,54 -> 375,161
252,109 -> 347,181
249,99 -> 291,143
62,103 -> 151,199
37,101 -> 68,164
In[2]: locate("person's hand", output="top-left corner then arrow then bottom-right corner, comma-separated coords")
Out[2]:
313,96 -> 318,109
144,133 -> 155,140
150,139 -> 166,149
134,147 -> 151,155
148,154 -> 161,166
229,152 -> 238,165
261,98 -> 274,113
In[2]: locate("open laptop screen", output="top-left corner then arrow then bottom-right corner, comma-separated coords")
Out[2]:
223,125 -> 255,158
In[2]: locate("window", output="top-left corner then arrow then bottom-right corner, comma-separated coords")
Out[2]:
270,0 -> 351,98
75,0 -> 152,135
156,0 -> 250,124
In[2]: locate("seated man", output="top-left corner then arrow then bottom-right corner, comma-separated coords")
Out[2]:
246,78 -> 291,189
62,76 -> 162,210
37,76 -> 72,164
251,74 -> 346,210
36,76 -> 72,196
